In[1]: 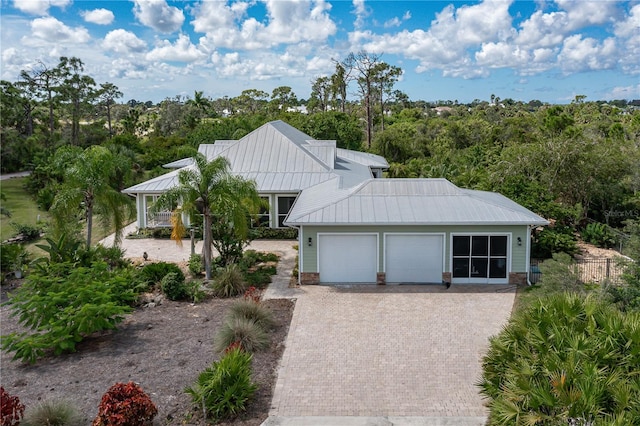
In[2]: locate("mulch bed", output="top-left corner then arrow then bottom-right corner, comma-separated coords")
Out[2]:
0,281 -> 294,425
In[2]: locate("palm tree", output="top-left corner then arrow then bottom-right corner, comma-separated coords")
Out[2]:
153,154 -> 261,280
50,145 -> 134,247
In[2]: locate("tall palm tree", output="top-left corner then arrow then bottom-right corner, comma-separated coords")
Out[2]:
51,145 -> 134,247
153,154 -> 261,280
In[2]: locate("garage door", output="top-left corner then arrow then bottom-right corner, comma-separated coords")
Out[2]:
318,234 -> 377,283
385,234 -> 443,283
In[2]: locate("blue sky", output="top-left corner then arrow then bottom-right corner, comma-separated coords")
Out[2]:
1,0 -> 638,104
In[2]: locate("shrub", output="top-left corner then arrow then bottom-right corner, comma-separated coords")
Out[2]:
538,252 -> 586,293
22,399 -> 81,426
184,348 -> 257,421
139,262 -> 184,287
160,272 -> 188,301
243,286 -> 261,303
251,227 -> 297,240
212,264 -> 246,298
531,226 -> 578,258
228,299 -> 275,330
188,254 -> 204,277
479,293 -> 640,424
10,223 -> 41,241
92,382 -> 157,426
213,317 -> 270,353
185,280 -> 207,303
582,222 -> 618,249
1,262 -> 135,363
1,387 -> 25,426
0,243 -> 30,274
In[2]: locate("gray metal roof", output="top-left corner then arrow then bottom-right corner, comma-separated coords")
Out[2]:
124,120 -> 380,195
285,178 -> 549,226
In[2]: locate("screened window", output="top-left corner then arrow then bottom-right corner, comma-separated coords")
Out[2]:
252,197 -> 270,228
452,235 -> 508,279
277,196 -> 297,227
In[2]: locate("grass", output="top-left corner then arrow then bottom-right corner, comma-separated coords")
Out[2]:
0,177 -> 46,242
0,177 -> 127,252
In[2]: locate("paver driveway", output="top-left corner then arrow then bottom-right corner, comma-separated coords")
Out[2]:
269,284 -> 515,421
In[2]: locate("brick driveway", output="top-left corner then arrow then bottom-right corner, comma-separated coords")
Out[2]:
269,284 -> 515,420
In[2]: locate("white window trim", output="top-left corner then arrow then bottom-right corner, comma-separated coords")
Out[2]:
449,232 -> 512,284
276,194 -> 298,228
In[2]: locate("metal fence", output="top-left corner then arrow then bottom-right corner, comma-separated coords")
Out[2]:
531,257 -> 628,285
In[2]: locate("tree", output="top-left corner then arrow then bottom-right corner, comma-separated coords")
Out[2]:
330,62 -> 351,113
55,57 -> 97,145
309,76 -> 331,112
270,86 -> 298,112
371,62 -> 402,131
152,154 -> 261,279
97,82 -> 123,138
19,61 -> 63,141
50,145 -> 134,247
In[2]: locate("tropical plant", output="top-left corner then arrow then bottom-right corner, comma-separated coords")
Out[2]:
0,243 -> 30,276
185,347 -> 257,421
10,222 -> 41,241
22,398 -> 81,426
138,261 -> 184,287
479,293 -> 640,425
213,317 -> 270,354
92,382 -> 157,426
211,264 -> 247,298
1,386 -> 25,426
151,153 -> 262,279
49,145 -> 134,247
188,253 -> 204,277
531,227 -> 579,258
1,262 -> 136,363
582,222 -> 618,249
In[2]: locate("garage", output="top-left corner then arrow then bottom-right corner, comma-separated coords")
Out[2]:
385,234 -> 444,283
318,234 -> 378,283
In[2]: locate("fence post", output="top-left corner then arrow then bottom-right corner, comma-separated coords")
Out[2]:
606,258 -> 611,279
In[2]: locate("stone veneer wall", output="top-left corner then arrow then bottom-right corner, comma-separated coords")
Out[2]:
300,272 -> 320,285
509,272 -> 527,285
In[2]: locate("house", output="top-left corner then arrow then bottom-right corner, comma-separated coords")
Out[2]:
124,120 -> 548,286
284,178 -> 549,285
122,120 -> 389,229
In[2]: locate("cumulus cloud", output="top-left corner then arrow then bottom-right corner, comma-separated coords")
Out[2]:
558,35 -> 617,73
23,16 -> 90,46
109,58 -> 148,79
614,4 -> 640,74
12,0 -> 70,16
352,0 -> 368,30
132,0 -> 184,33
146,34 -> 207,62
604,84 -> 640,100
103,29 -> 147,54
81,8 -> 115,25
193,0 -> 336,50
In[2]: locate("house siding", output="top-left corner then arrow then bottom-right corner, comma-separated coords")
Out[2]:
300,225 -> 529,276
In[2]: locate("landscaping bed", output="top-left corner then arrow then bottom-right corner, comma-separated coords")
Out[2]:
0,283 -> 294,425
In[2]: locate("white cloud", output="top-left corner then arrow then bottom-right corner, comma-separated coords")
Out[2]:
132,0 -> 184,34
146,34 -> 207,62
81,9 -> 115,25
194,0 -> 336,50
103,29 -> 147,54
604,84 -> 640,100
558,35 -> 617,73
614,4 -> 640,74
352,0 -> 368,30
109,58 -> 148,79
23,16 -> 91,46
12,0 -> 70,16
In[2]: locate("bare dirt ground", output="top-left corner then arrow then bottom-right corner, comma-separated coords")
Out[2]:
0,281 -> 294,425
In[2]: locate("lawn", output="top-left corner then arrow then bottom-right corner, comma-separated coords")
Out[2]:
0,177 -> 46,242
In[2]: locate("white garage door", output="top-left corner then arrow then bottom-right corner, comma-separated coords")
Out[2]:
385,234 -> 444,283
318,234 -> 377,283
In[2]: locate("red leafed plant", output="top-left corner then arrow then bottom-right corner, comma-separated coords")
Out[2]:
243,286 -> 260,303
1,387 -> 25,426
224,341 -> 243,354
92,382 -> 157,426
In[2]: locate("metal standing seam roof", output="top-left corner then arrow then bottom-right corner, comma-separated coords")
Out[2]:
284,178 -> 550,226
125,120 -> 385,195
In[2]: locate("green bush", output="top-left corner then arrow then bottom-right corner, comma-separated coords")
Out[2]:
185,347 -> 257,422
582,222 -> 618,249
160,272 -> 188,301
228,299 -> 275,330
0,243 -> 30,274
479,293 -> 640,425
250,227 -> 297,240
212,264 -> 247,298
139,262 -> 184,287
213,317 -> 270,353
188,254 -> 204,277
1,262 -> 136,363
22,399 -> 81,426
10,222 -> 41,241
531,226 -> 578,258
538,252 -> 586,293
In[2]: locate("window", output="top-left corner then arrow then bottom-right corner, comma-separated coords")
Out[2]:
452,235 -> 508,279
277,196 -> 297,227
252,197 -> 270,228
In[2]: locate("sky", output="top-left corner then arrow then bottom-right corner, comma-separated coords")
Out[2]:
1,0 -> 639,104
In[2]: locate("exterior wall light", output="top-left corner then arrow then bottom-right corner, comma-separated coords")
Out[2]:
517,237 -> 522,246
308,237 -> 313,247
